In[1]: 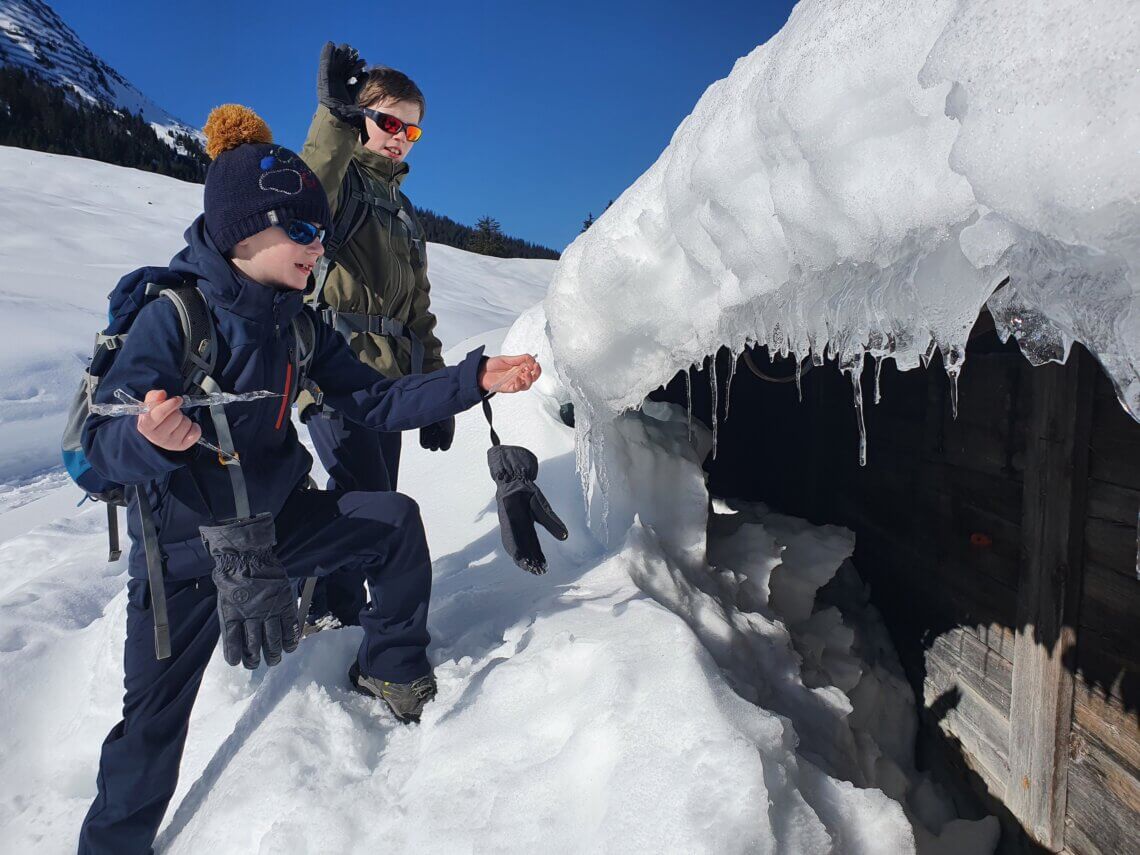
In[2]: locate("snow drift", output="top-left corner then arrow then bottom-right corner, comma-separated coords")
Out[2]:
546,0 -> 1139,439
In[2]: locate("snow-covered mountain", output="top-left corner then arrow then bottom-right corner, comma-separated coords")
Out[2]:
0,0 -> 203,150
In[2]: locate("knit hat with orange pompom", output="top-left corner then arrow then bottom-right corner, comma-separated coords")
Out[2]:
202,104 -> 330,253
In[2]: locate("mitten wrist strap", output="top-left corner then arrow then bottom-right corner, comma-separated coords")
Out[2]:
481,395 -> 502,447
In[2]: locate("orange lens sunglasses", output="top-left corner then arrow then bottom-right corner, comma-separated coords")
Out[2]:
361,108 -> 423,142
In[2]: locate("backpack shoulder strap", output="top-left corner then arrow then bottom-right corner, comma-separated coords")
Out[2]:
292,310 -> 317,391
310,162 -> 373,308
160,284 -> 216,391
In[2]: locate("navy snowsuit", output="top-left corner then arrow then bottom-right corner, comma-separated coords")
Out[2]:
77,216 -> 485,854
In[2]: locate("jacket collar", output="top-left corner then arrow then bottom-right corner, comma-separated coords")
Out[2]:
353,144 -> 411,187
168,214 -> 304,327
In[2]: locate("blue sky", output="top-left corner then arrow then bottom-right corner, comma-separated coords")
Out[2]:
50,0 -> 796,251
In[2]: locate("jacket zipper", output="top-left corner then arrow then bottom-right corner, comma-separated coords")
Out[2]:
275,354 -> 293,430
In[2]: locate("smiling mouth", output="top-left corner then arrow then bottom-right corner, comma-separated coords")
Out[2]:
294,262 -> 314,273
383,146 -> 402,158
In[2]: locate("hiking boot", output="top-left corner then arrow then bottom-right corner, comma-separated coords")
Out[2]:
348,662 -> 437,723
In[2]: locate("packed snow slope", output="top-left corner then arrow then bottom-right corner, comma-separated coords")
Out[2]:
0,0 -> 204,149
546,0 -> 1140,431
0,149 -> 1000,852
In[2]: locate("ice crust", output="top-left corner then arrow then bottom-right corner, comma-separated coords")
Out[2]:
545,0 -> 1140,437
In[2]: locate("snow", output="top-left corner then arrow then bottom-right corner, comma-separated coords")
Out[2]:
545,0 -> 1140,446
0,150 -> 1001,850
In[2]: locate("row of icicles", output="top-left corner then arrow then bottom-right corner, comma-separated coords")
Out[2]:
681,342 -> 965,469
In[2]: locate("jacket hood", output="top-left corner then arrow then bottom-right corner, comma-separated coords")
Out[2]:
168,214 -> 304,325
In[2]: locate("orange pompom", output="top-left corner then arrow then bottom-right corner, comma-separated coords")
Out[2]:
203,104 -> 273,160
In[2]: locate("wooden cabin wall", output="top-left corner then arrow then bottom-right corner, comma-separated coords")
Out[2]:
666,329 -> 1139,854
1064,372 -> 1140,855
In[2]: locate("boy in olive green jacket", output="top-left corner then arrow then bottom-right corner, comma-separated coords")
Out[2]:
300,42 -> 452,626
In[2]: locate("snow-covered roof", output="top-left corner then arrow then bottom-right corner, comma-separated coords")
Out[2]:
545,0 -> 1139,426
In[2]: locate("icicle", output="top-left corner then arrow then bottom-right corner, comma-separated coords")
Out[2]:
575,419 -> 593,519
709,356 -> 719,460
795,355 -> 804,403
723,351 -> 738,422
850,366 -> 868,467
684,369 -> 693,440
1134,505 -> 1139,581
874,356 -> 884,405
943,343 -> 965,421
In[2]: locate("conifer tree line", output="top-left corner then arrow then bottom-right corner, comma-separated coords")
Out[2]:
0,66 -> 209,181
0,66 -> 562,260
413,208 -> 559,260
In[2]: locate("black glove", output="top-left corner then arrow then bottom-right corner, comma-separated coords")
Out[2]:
420,416 -> 455,452
317,42 -> 367,128
201,513 -> 301,669
487,444 -> 569,574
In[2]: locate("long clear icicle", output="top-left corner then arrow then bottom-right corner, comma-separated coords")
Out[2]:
795,354 -> 804,403
723,351 -> 738,422
685,369 -> 693,440
850,366 -> 867,467
709,356 -> 719,459
89,387 -> 282,416
874,356 -> 884,405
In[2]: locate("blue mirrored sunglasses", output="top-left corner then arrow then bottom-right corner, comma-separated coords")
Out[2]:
268,210 -> 325,245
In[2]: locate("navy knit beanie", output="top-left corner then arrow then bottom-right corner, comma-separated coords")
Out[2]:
202,104 -> 331,253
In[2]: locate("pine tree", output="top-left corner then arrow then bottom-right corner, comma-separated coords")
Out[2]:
468,215 -> 507,257
581,212 -> 595,232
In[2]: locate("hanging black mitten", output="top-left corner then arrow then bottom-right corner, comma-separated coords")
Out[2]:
487,443 -> 569,574
482,397 -> 568,574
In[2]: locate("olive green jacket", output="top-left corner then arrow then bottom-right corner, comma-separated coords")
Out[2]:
298,105 -> 445,401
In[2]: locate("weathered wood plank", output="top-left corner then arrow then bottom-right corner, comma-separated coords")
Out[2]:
1007,350 -> 1095,850
1079,561 -> 1140,651
924,667 -> 1011,801
1075,627 -> 1140,707
1088,392 -> 1140,490
1085,478 -> 1140,527
1083,517 -> 1139,579
929,627 -> 1014,713
1072,679 -> 1140,776
1064,729 -> 1140,855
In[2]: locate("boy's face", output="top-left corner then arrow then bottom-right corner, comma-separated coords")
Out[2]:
230,222 -> 325,291
361,97 -> 421,163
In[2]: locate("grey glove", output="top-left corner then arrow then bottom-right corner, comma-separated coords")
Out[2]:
317,41 -> 367,128
488,444 -> 569,575
201,513 -> 301,669
420,416 -> 455,452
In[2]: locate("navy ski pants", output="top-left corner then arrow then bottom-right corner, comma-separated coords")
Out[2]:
305,408 -> 403,624
78,486 -> 432,855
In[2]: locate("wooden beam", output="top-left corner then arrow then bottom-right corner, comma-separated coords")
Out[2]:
1007,348 -> 1095,850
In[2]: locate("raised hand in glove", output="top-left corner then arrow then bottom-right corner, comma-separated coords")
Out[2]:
420,416 -> 455,452
200,513 -> 301,669
317,41 -> 367,128
487,444 -> 568,575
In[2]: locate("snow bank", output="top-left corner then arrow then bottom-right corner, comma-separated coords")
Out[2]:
546,0 -> 1139,434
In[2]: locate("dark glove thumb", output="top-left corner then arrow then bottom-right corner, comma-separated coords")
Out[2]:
529,490 -> 568,541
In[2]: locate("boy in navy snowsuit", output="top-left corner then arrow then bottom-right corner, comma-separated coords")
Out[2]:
76,106 -> 540,854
